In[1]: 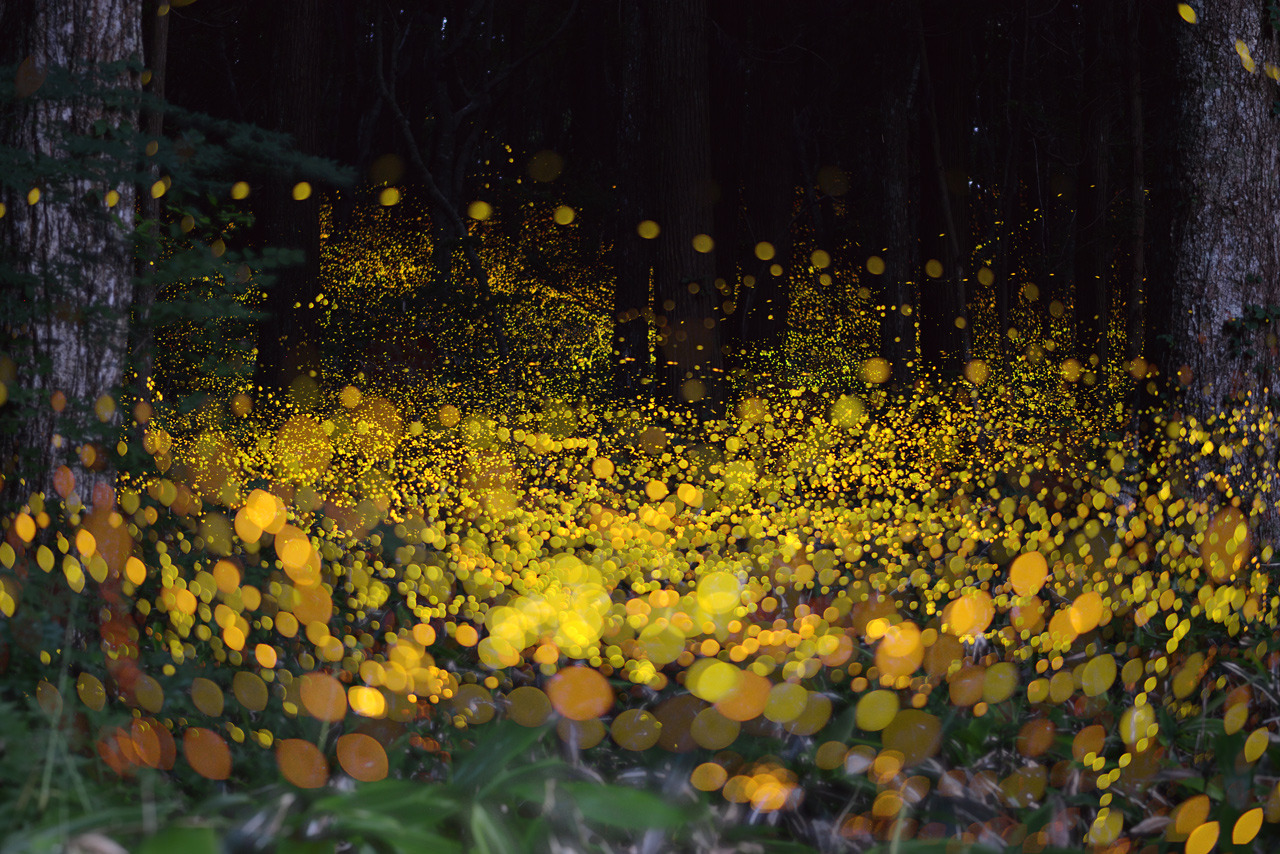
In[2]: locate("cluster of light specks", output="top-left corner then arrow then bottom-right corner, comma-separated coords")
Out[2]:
5,372 -> 1280,850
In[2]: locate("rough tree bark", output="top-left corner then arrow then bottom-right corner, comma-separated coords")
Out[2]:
1152,1 -> 1280,531
0,0 -> 141,509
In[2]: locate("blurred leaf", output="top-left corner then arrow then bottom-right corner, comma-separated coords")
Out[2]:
720,825 -> 826,853
469,804 -> 517,854
313,780 -> 459,827
480,758 -> 567,799
557,781 -> 693,830
137,826 -> 219,854
2,808 -> 145,854
323,813 -> 462,854
451,721 -> 550,792
276,840 -> 335,854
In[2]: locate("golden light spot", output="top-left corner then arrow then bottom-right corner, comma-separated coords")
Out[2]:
299,672 -> 347,721
527,150 -> 564,182
861,357 -> 890,384
254,644 -> 277,669
691,762 -> 728,791
455,623 -> 479,647
1009,551 -> 1048,598
855,690 -> 898,732
963,359 -> 989,386
611,709 -> 662,751
1234,808 -> 1263,845
336,733 -> 387,782
546,665 -> 613,720
184,728 -> 231,780
1185,821 -> 1219,854
276,739 -> 329,788
507,686 -> 552,727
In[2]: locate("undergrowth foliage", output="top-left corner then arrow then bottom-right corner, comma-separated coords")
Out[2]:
6,366 -> 1280,853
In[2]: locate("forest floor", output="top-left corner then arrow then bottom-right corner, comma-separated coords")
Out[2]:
1,375 -> 1276,854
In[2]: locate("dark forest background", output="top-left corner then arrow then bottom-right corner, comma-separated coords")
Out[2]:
6,0 -> 1280,519
154,0 -> 1181,404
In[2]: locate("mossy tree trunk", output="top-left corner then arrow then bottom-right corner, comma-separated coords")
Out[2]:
0,0 -> 141,510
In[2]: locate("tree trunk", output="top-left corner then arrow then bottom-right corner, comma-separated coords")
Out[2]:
917,2 -> 971,373
610,2 -> 653,399
1123,0 -> 1145,366
644,0 -> 724,413
736,26 -> 795,356
0,0 -> 141,509
1072,1 -> 1116,387
858,0 -> 921,386
1153,0 -> 1280,532
992,4 -> 1029,359
250,0 -> 328,401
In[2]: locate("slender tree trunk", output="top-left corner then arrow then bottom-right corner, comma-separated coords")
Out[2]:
845,0 -> 922,386
737,35 -> 794,355
610,2 -> 652,399
1124,0 -> 1145,366
131,0 -> 169,398
917,3 -> 971,372
0,0 -> 141,509
644,0 -> 724,413
1072,2 -> 1115,386
1153,1 -> 1280,533
993,5 -> 1029,359
250,0 -> 328,401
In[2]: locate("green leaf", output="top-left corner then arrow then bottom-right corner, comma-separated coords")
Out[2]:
451,721 -> 550,792
138,826 -> 220,854
325,814 -> 463,854
2,808 -> 148,854
720,824 -> 825,853
480,758 -> 569,799
469,804 -> 517,854
313,780 -> 459,827
558,781 -> 693,830
277,840 -> 337,854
